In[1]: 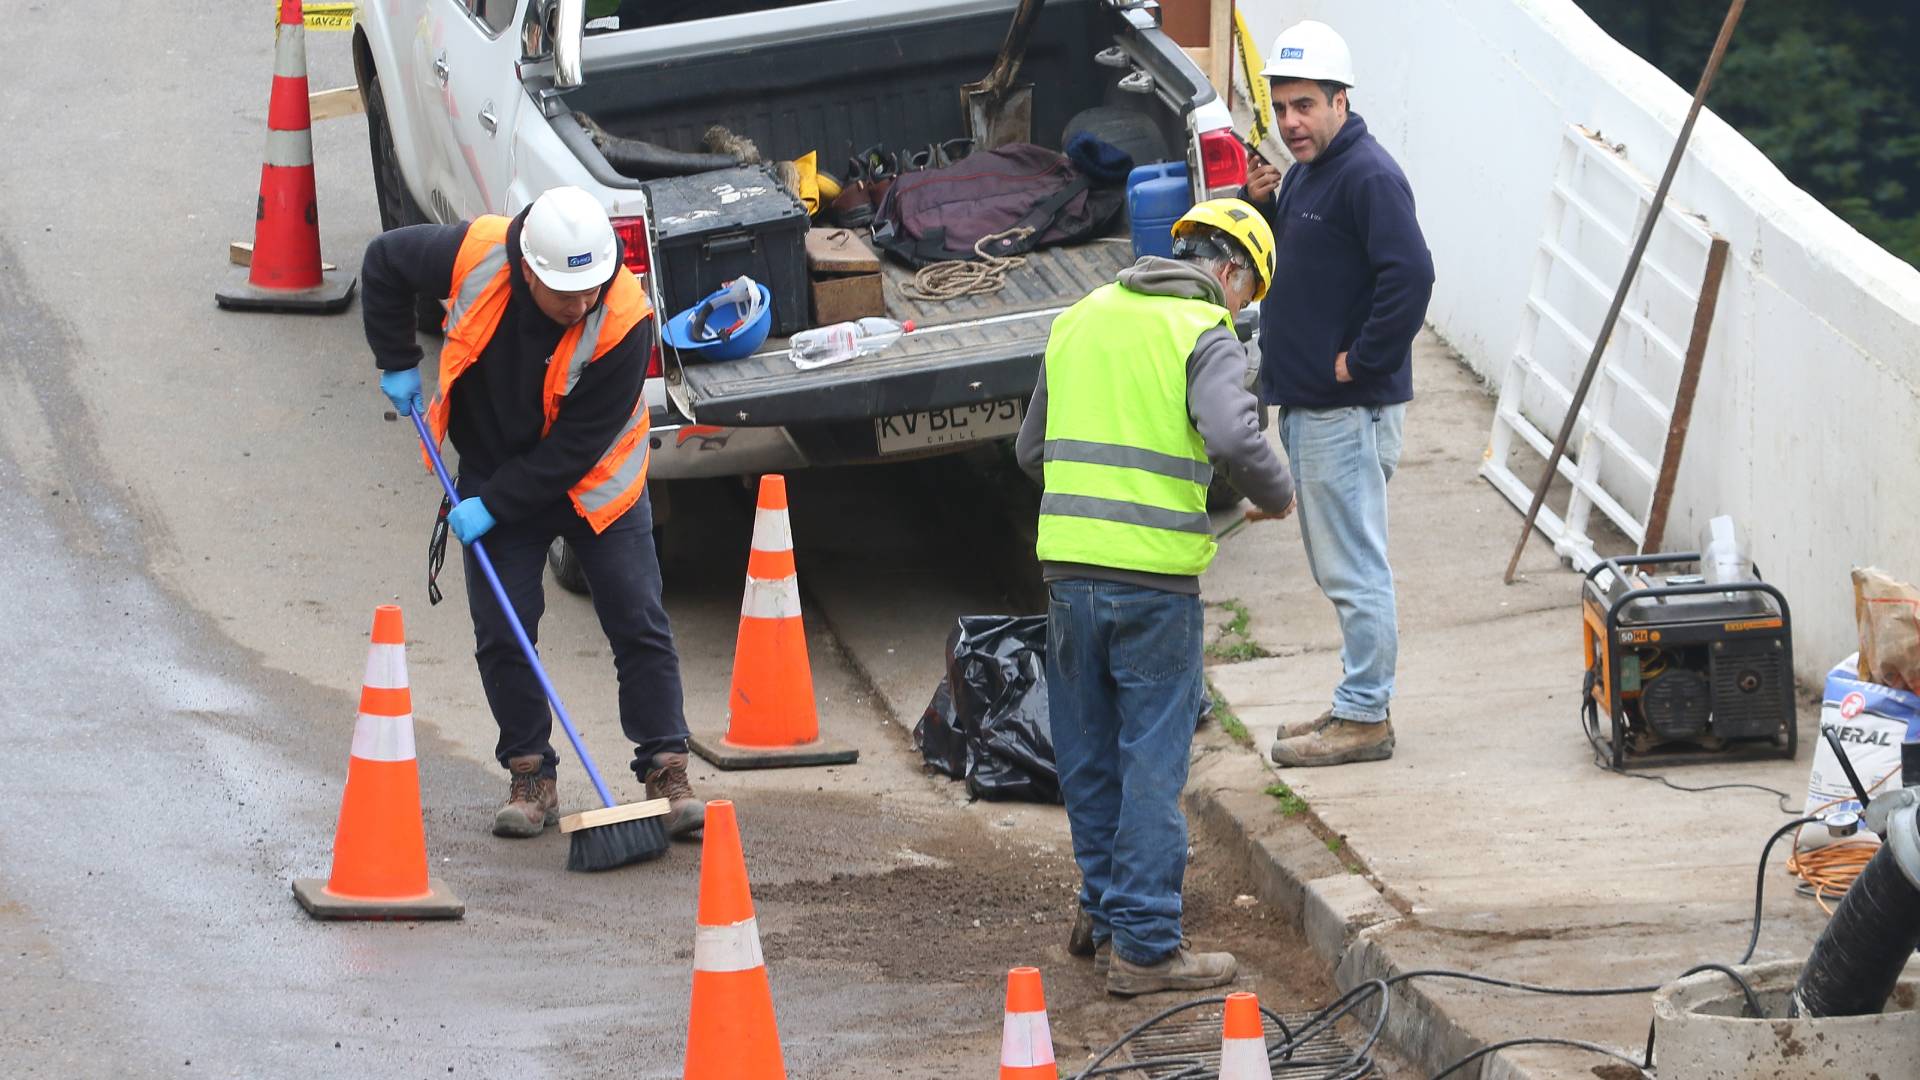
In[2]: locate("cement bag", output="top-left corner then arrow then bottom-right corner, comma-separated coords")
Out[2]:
1853,567 -> 1920,694
1807,653 -> 1920,816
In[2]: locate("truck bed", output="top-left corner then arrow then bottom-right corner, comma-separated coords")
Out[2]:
671,240 -> 1136,426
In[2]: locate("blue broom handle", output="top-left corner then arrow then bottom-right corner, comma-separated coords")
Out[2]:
409,410 -> 618,809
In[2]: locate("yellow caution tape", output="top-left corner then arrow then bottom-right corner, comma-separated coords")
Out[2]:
1232,7 -> 1271,149
289,2 -> 356,31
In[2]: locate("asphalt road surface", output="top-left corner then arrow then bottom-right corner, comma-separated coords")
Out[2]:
0,11 -> 1367,1079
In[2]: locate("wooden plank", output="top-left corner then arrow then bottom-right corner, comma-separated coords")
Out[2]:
229,241 -> 335,272
309,85 -> 364,122
1642,235 -> 1730,553
804,228 -> 880,274
1207,0 -> 1234,98
558,798 -> 672,834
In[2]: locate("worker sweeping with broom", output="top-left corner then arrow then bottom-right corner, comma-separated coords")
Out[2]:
362,185 -> 703,866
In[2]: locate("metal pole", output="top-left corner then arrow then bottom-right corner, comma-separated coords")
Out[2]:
1641,235 -> 1730,554
1502,0 -> 1748,584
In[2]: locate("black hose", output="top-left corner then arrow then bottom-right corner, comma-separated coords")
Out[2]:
1790,839 -> 1920,1017
572,112 -> 740,180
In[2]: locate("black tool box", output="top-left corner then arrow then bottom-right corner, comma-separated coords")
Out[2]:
1581,552 -> 1797,769
642,165 -> 810,337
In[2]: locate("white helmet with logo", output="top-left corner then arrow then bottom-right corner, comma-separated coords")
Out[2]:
1260,20 -> 1355,88
520,185 -> 618,291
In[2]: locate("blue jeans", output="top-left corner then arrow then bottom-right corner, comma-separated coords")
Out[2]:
1046,579 -> 1204,965
1278,404 -> 1406,724
459,478 -> 689,781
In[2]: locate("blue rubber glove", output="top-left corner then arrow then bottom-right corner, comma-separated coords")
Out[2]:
447,497 -> 496,544
380,368 -> 425,417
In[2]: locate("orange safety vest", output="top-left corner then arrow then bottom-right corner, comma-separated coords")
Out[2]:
422,215 -> 654,533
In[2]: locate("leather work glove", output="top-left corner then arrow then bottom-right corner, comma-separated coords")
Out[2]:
447,498 -> 496,544
380,368 -> 425,417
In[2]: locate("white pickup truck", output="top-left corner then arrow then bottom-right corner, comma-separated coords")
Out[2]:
352,0 -> 1250,489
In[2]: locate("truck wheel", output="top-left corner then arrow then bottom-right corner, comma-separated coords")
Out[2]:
548,538 -> 591,596
363,72 -> 445,336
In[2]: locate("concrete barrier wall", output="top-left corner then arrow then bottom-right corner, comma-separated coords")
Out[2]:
1240,0 -> 1920,683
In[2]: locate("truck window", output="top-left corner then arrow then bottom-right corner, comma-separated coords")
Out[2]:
472,0 -> 517,35
585,0 -> 827,34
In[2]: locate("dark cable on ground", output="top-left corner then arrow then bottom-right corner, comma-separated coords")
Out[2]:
1072,816 -> 1814,1078
1428,1037 -> 1652,1079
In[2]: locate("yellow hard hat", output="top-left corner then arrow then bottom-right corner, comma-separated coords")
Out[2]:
1172,198 -> 1276,301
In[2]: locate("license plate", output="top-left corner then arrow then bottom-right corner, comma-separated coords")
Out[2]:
874,399 -> 1026,455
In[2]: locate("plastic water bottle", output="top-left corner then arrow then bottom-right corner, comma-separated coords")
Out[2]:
1699,514 -> 1753,588
790,317 -> 914,370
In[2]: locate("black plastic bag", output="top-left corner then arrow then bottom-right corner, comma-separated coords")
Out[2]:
913,615 -> 1061,803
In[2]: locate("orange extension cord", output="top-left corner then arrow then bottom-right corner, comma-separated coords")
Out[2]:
1787,766 -> 1901,913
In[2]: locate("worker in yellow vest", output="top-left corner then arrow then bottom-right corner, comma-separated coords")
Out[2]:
362,186 -> 703,843
1014,199 -> 1296,995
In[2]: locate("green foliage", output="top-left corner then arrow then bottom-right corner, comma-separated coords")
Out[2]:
1264,781 -> 1309,816
1206,599 -> 1271,664
1578,1 -> 1920,264
1207,680 -> 1254,749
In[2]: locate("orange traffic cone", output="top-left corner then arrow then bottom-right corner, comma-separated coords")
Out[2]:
292,606 -> 462,919
684,801 -> 785,1079
999,967 -> 1055,1079
216,0 -> 356,313
690,475 -> 857,770
1218,991 -> 1275,1079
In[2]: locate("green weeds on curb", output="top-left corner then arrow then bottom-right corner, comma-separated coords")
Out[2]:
1263,781 -> 1308,816
1205,599 -> 1272,664
1206,680 -> 1253,749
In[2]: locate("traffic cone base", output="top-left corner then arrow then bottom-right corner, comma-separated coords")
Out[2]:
692,474 -> 856,771
292,875 -> 463,920
688,732 -> 858,770
215,266 -> 357,313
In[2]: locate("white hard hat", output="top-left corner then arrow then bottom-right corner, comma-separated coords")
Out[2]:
1260,20 -> 1355,88
520,186 -> 618,291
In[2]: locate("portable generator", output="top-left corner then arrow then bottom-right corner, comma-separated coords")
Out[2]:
1581,552 -> 1798,768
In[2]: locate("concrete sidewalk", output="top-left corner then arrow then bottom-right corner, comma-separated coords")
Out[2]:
1197,330 -> 1835,1078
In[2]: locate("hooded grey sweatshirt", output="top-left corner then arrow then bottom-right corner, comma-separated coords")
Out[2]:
1014,257 -> 1295,595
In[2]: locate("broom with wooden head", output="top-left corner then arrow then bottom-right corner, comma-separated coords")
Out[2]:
410,412 -> 670,871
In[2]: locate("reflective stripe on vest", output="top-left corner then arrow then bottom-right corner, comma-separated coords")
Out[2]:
422,216 -> 654,533
1036,282 -> 1228,577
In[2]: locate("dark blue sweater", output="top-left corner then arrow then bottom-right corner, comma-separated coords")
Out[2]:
1246,114 -> 1434,408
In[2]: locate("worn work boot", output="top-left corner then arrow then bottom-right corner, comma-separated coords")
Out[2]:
493,755 -> 558,838
1106,942 -> 1238,997
1270,716 -> 1395,768
1269,708 -> 1335,750
1068,907 -> 1097,958
644,752 -> 706,841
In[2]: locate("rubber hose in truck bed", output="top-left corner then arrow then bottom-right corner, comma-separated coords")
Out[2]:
573,112 -> 739,180
1789,832 -> 1920,1016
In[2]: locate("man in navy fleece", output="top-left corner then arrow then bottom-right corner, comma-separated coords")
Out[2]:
1243,20 -> 1435,768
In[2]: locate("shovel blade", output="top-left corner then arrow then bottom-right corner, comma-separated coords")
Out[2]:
963,81 -> 1034,150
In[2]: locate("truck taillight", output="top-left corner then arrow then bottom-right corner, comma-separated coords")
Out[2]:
611,215 -> 650,275
1198,128 -> 1249,196
614,215 -> 661,378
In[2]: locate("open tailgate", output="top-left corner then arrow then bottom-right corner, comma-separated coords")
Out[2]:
668,241 -> 1135,428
